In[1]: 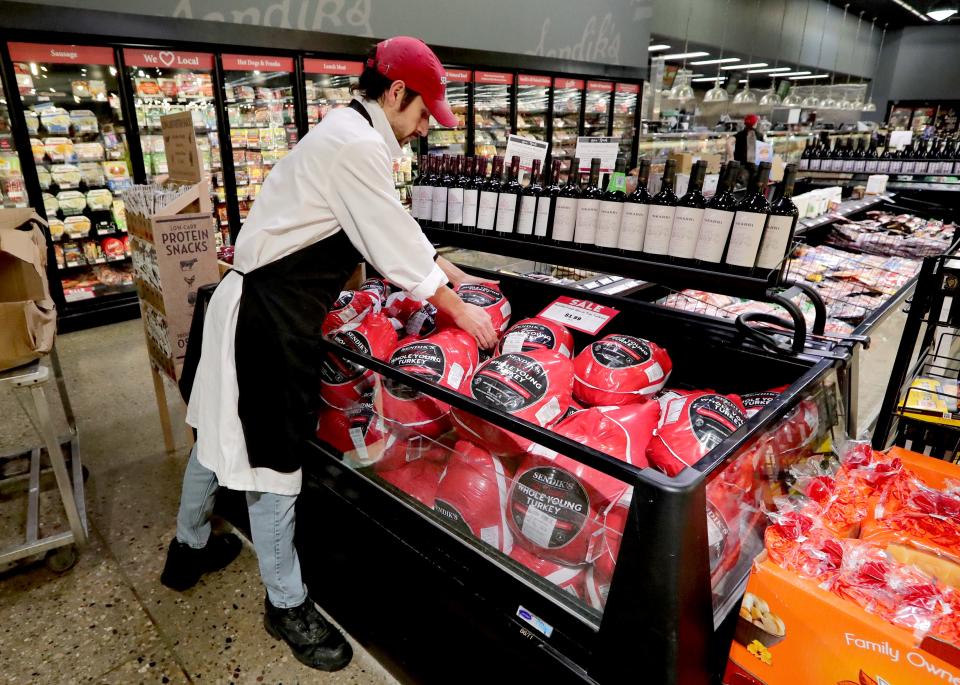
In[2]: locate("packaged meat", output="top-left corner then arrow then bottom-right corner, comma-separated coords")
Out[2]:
157,78 -> 178,99
372,433 -> 451,472
54,244 -> 65,269
322,290 -> 381,336
741,386 -> 787,418
135,78 -> 161,97
71,80 -> 92,98
573,334 -> 672,406
510,545 -> 587,600
320,311 -> 398,410
69,110 -> 98,134
57,190 -> 87,216
87,80 -> 107,99
439,283 -> 512,335
175,73 -> 201,98
44,137 -> 75,163
316,395 -> 385,456
376,458 -> 446,508
499,318 -> 575,358
51,165 -> 82,189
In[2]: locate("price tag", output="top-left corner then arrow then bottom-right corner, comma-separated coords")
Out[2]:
537,296 -> 620,335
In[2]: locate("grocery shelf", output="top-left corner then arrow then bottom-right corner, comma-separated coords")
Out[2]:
794,195 -> 886,235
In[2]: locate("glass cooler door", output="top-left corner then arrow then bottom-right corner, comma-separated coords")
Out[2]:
303,58 -> 362,131
428,68 -> 469,156
613,83 -> 639,164
221,54 -> 298,232
8,42 -> 135,305
472,71 -> 512,159
0,89 -> 27,209
551,78 -> 583,164
515,74 -> 550,143
584,80 -> 613,138
123,48 -> 224,242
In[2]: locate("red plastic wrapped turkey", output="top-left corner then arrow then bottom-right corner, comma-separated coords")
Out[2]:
322,290 -> 381,335
453,349 -> 573,457
315,395 -> 383,457
319,311 -> 398,409
359,277 -> 392,306
740,385 -> 787,418
585,489 -> 631,610
376,458 -> 446,508
498,318 -> 574,358
510,546 -> 586,600
573,334 -> 672,406
374,433 -> 452,472
384,291 -> 439,338
438,283 -> 512,335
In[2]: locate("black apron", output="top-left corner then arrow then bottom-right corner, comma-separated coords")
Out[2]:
233,99 -> 371,473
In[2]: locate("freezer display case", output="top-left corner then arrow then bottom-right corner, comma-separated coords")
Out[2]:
515,74 -> 550,143
473,71 -> 512,159
613,82 -> 639,164
303,58 -> 361,131
220,54 -> 298,231
8,42 -> 134,306
0,89 -> 27,208
584,80 -> 613,138
427,68 -> 469,156
551,77 -> 583,163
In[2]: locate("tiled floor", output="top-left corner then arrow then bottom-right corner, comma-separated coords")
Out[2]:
0,320 -> 396,685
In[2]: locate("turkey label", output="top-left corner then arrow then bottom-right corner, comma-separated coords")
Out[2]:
434,499 -> 472,536
590,335 -> 650,368
458,284 -> 503,308
689,395 -> 745,451
389,343 -> 445,382
706,501 -> 731,573
510,467 -> 589,549
471,354 -> 547,412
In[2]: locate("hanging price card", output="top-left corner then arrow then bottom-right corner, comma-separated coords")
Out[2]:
538,296 -> 620,335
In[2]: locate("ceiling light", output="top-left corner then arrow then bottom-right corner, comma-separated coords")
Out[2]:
704,83 -> 730,102
760,89 -> 782,106
781,71 -> 812,76
657,51 -> 710,60
690,57 -> 740,65
783,91 -> 803,107
892,0 -> 931,21
721,62 -> 768,70
747,67 -> 792,74
801,93 -> 821,107
928,8 -> 958,21
733,87 -> 758,104
738,79 -> 749,83
692,76 -> 727,82
789,74 -> 830,80
648,44 -> 672,52
862,99 -> 877,112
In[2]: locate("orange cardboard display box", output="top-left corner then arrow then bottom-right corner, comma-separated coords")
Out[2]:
725,448 -> 960,685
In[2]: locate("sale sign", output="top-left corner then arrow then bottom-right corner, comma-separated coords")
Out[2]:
538,296 -> 620,335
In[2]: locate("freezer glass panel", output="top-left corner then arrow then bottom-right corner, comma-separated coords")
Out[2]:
584,81 -> 613,138
473,72 -> 512,159
0,94 -> 27,209
9,42 -> 134,304
613,84 -> 639,163
304,59 -> 362,131
428,68 -> 468,157
221,55 -> 298,232
124,49 -> 224,243
515,75 -> 550,143
551,79 -> 583,163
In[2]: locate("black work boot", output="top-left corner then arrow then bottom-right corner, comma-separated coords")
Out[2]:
264,595 -> 353,671
159,533 -> 242,591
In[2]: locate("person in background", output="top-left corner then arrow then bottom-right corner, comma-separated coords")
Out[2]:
731,113 -> 764,184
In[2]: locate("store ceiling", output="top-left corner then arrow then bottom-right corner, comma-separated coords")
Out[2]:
827,0 -> 959,27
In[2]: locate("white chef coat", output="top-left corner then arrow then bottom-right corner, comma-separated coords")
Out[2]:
186,97 -> 447,496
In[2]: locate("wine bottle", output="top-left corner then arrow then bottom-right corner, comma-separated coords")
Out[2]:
809,138 -> 823,172
668,160 -> 707,263
420,155 -> 435,227
595,158 -> 627,251
574,158 -> 602,246
535,159 -> 562,242
476,156 -> 502,232
853,139 -> 867,173
695,161 -> 740,267
618,159 -> 651,254
642,159 -> 678,258
916,139 -> 932,175
841,140 -> 856,173
411,154 -> 425,221
799,139 -> 811,171
446,155 -> 465,231
756,164 -> 799,272
516,158 -> 542,237
877,144 -> 892,175
889,145 -> 905,175
901,145 -> 917,175
462,157 -> 481,232
725,161 -> 772,274
863,142 -> 879,174
552,157 -> 580,244
431,154 -> 451,229
496,155 -> 522,234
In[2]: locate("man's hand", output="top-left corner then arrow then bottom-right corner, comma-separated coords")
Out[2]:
436,255 -> 499,288
452,302 -> 498,350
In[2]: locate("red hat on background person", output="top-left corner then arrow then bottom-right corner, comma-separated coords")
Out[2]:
744,113 -> 759,128
368,36 -> 458,128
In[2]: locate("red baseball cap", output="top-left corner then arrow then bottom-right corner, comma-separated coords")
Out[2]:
368,36 -> 458,128
744,114 -> 759,127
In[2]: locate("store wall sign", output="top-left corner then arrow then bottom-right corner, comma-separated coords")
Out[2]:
8,42 -> 115,66
616,82 -> 640,94
221,54 -> 293,72
518,74 -> 551,87
538,296 -> 619,335
554,78 -> 585,90
587,80 -> 614,92
303,58 -> 363,75
123,48 -> 213,70
475,71 -> 513,85
444,69 -> 471,83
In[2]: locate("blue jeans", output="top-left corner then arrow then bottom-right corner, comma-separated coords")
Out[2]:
175,445 -> 308,609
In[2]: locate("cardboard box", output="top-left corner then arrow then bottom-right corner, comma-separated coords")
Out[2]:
668,152 -> 723,175
725,448 -> 960,685
0,208 -> 55,371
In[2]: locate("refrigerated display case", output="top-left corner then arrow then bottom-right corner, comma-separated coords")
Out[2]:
0,87 -> 27,208
220,54 -> 298,231
8,41 -> 135,307
584,80 -> 613,138
551,77 -> 584,163
428,68 -> 469,156
613,82 -> 639,164
122,48 -> 225,242
473,71 -> 512,159
515,74 -> 550,143
303,58 -> 361,131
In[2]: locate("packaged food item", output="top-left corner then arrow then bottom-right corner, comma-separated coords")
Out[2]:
101,237 -> 125,258
71,80 -> 92,99
157,78 -> 178,99
48,218 -> 65,241
438,283 -> 512,335
64,215 -> 92,238
85,189 -> 113,211
54,244 -> 65,268
57,190 -> 87,216
69,110 -> 98,134
358,278 -> 392,306
1,176 -> 26,207
197,73 -> 213,98
82,240 -> 103,263
573,334 -> 672,406
499,318 -> 575,358
78,162 -> 105,187
135,78 -> 161,97
40,108 -> 71,134
42,193 -> 59,217
62,240 -> 84,265
23,112 -> 39,136
44,137 -> 75,163
30,138 -> 44,163
14,64 -> 34,95
175,73 -> 201,98
112,200 -> 127,232
74,142 -> 105,162
322,290 -> 381,336
150,152 -> 168,175
51,164 -> 82,189
87,80 -> 107,99
36,167 -> 51,190
233,85 -> 255,101
320,311 -> 398,410
377,458 -> 446,508
101,161 -> 130,180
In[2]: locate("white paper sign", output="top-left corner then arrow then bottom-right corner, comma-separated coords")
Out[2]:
504,134 -> 550,183
575,137 -> 620,174
889,130 -> 913,150
787,108 -> 801,124
537,296 -> 620,335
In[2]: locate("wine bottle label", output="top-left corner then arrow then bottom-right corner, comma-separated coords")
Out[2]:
810,158 -> 822,171
552,197 -> 578,242
668,206 -> 704,259
462,189 -> 479,227
643,205 -> 675,255
830,158 -> 844,172
432,186 -> 448,223
916,161 -> 929,174
854,159 -> 867,173
617,202 -> 648,252
411,185 -> 422,218
841,159 -> 855,172
725,211 -> 767,268
476,191 -> 498,231
799,158 -> 808,171
496,193 -> 518,233
573,198 -> 600,243
534,196 -> 552,237
902,160 -> 915,174
756,214 -> 795,270
694,208 -> 735,263
865,160 -> 878,173
447,188 -> 464,226
594,200 -> 623,248
878,160 -> 890,174
516,196 -> 537,235
421,186 -> 434,222
954,162 -> 960,175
